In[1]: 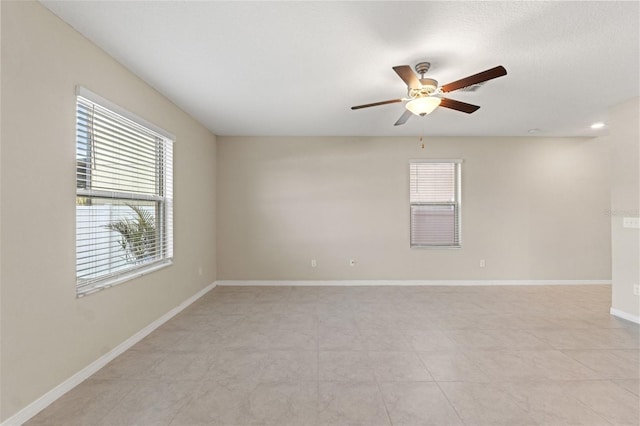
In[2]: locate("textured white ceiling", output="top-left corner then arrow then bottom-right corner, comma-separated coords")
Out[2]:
41,1 -> 639,137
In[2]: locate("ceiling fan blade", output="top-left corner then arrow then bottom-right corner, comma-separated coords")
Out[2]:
441,65 -> 507,93
394,109 -> 413,126
439,98 -> 481,114
393,65 -> 421,90
351,99 -> 403,110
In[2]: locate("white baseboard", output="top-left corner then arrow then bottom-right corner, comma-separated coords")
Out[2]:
1,282 -> 216,426
215,279 -> 611,287
610,307 -> 640,324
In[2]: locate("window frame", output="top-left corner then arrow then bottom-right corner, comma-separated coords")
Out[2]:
75,87 -> 174,297
409,159 -> 462,249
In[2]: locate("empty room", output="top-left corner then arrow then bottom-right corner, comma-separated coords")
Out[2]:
1,1 -> 639,425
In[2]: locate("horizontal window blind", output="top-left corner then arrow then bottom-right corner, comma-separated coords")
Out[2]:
409,161 -> 461,247
76,93 -> 173,295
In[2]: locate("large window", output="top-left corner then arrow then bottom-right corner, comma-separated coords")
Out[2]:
76,88 -> 174,296
409,160 -> 461,248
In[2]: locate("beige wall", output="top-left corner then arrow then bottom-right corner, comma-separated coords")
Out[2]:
217,135 -> 611,281
1,2 -> 216,421
609,97 -> 640,318
0,1 -> 629,421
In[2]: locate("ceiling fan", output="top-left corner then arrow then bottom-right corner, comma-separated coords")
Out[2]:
351,62 -> 507,126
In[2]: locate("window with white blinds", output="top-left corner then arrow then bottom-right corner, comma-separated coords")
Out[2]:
409,160 -> 461,248
76,88 -> 174,296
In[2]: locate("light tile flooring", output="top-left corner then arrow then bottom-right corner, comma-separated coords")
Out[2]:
27,285 -> 639,425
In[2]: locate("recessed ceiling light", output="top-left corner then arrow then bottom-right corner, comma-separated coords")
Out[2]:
591,122 -> 605,129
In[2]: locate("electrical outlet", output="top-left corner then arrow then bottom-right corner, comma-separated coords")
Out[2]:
311,259 -> 317,268
633,284 -> 639,296
198,266 -> 203,276
349,259 -> 357,266
479,259 -> 486,268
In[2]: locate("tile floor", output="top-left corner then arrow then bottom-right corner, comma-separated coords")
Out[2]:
27,285 -> 639,425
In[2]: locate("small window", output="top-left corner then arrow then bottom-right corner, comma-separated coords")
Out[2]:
75,88 -> 174,296
409,160 -> 461,248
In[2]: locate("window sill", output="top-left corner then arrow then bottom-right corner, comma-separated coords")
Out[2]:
410,245 -> 462,250
77,260 -> 173,298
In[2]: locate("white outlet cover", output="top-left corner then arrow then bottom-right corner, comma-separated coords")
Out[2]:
623,217 -> 640,229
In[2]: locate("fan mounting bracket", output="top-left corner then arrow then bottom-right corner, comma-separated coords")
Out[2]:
414,62 -> 431,76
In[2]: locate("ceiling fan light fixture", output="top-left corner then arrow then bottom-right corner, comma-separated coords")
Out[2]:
406,96 -> 441,116
351,64 -> 505,126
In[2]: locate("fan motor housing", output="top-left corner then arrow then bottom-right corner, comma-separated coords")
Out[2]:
409,78 -> 439,98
